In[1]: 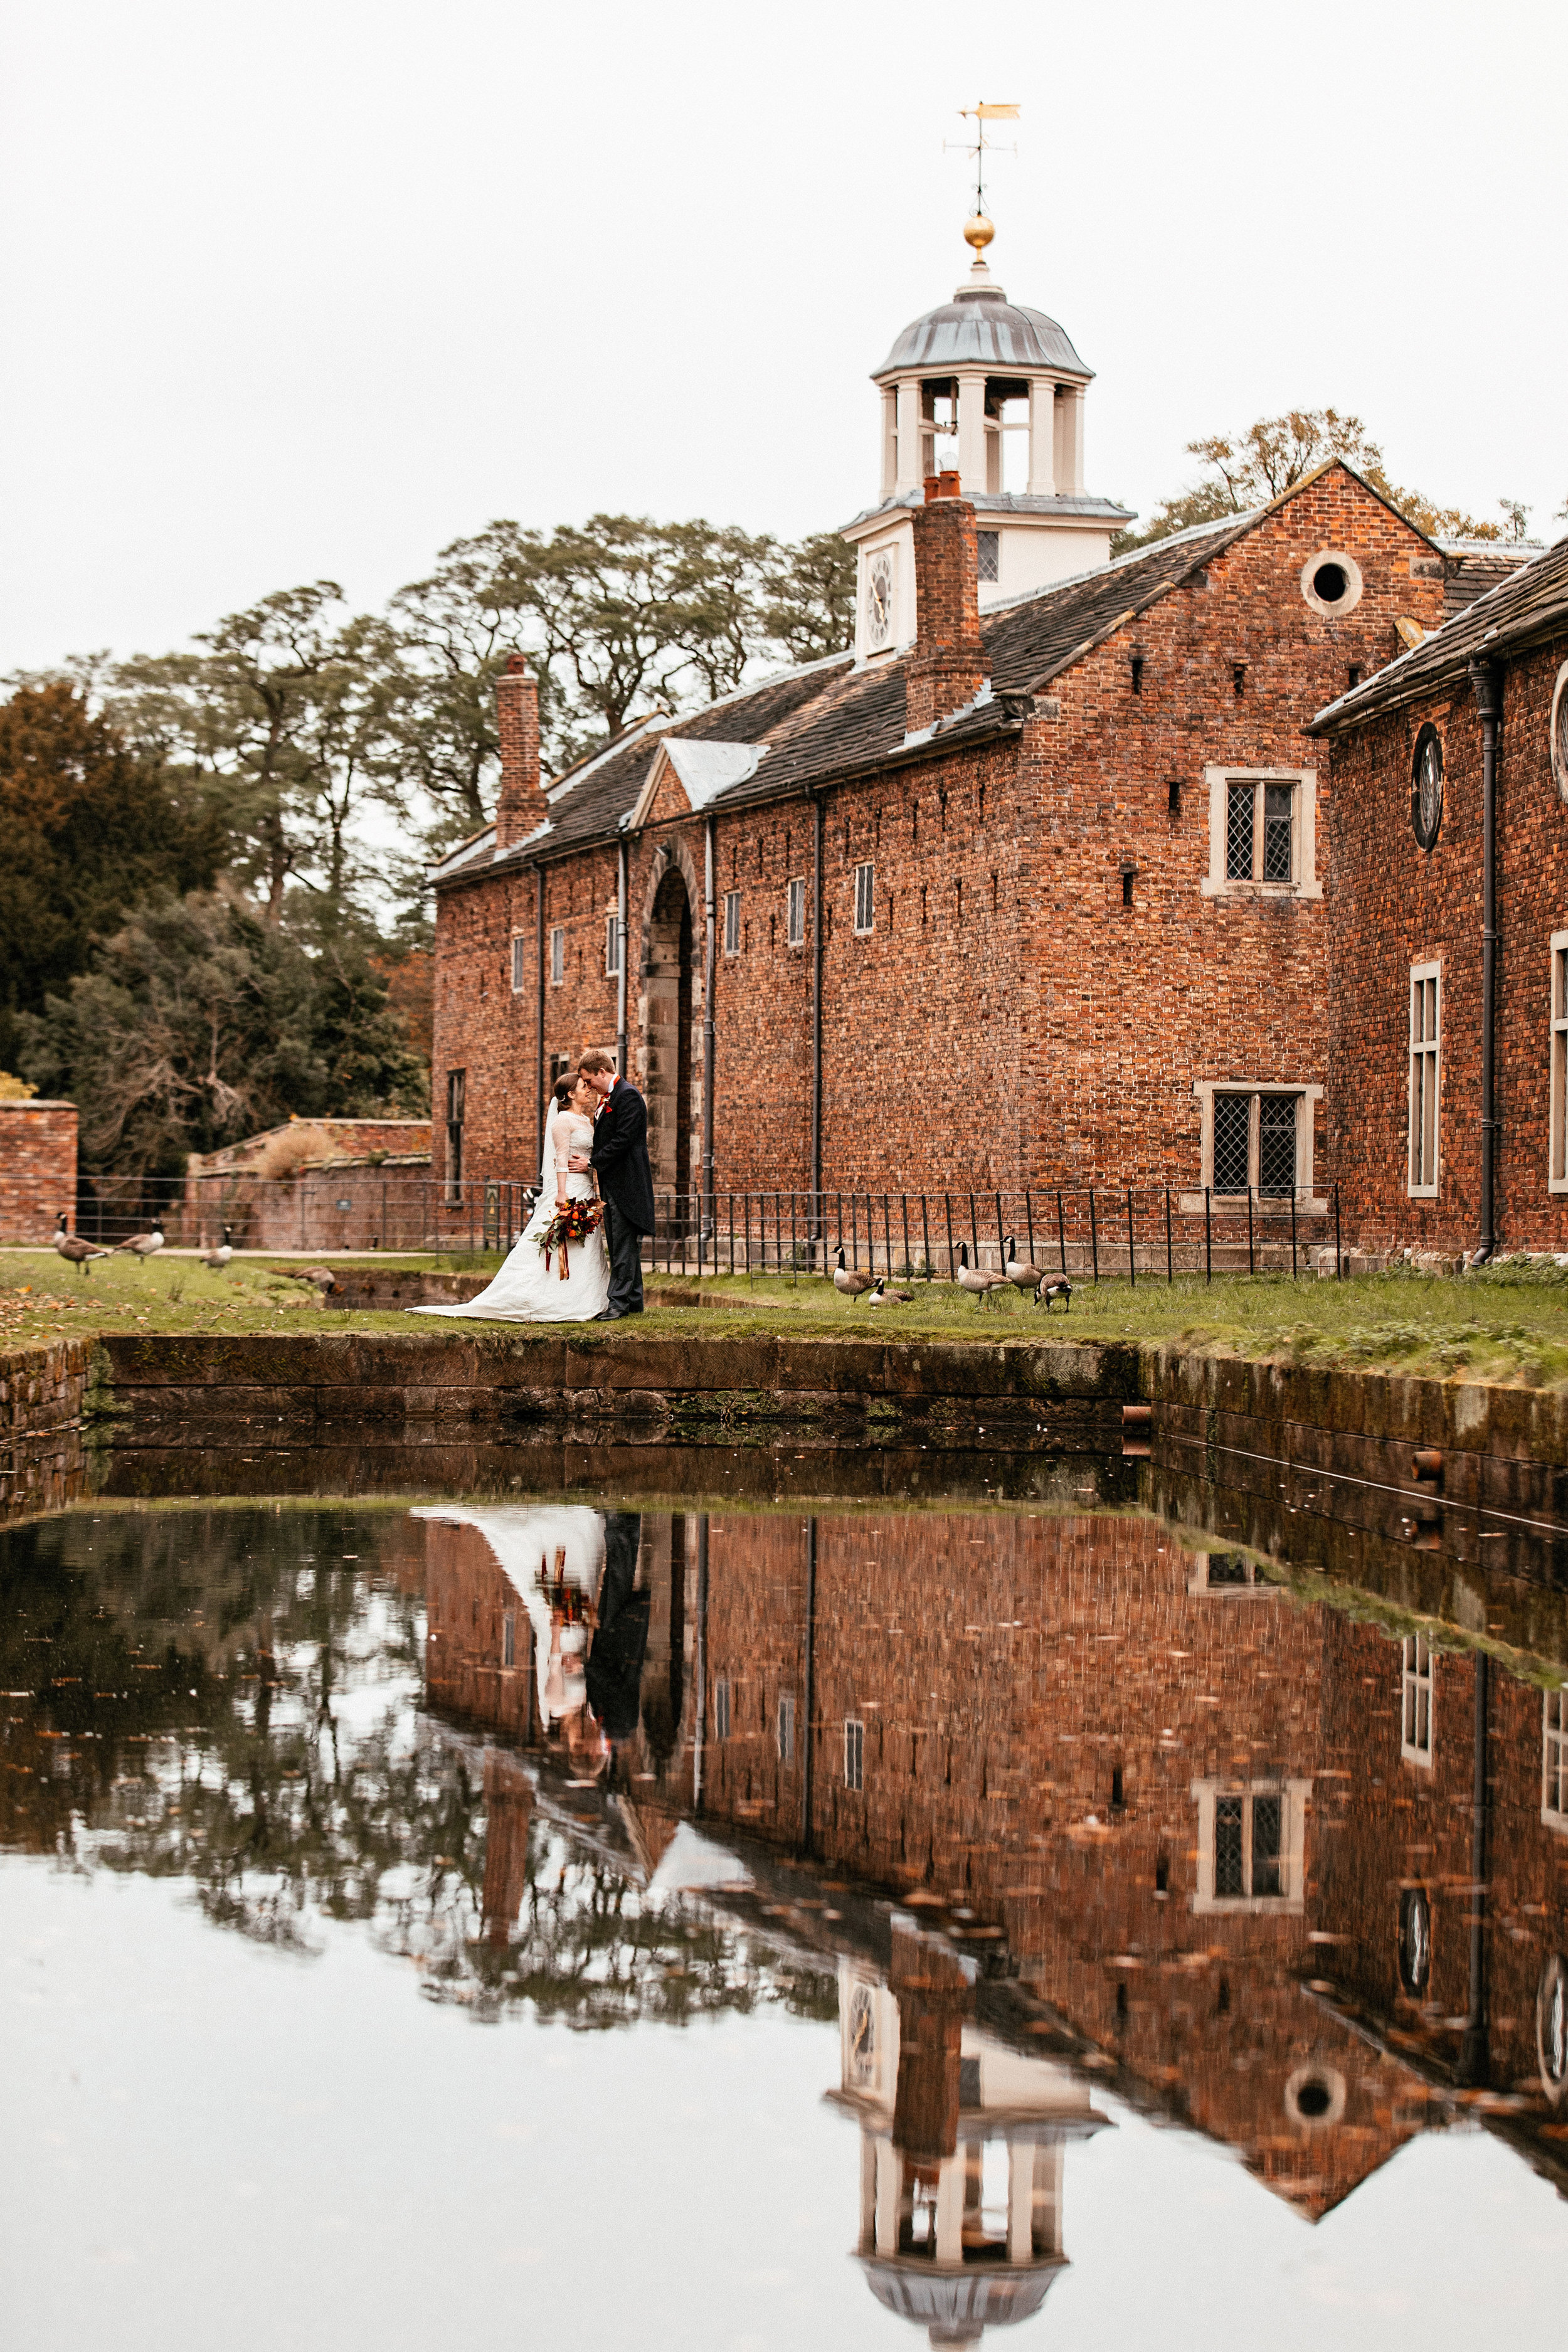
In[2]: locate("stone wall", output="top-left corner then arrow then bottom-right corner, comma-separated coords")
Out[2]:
0,1100 -> 77,1245
1324,625 -> 1568,1254
0,1340 -> 90,1524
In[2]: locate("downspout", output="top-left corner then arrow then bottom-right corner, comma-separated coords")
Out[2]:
693,1513 -> 709,1817
615,834 -> 628,1079
1461,1650 -> 1490,2084
534,864 -> 546,1179
1469,659 -> 1502,1261
810,792 -> 824,1254
702,816 -> 716,1259
800,1514 -> 817,1857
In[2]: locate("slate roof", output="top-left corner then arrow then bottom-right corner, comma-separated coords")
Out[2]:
875,273 -> 1091,379
1310,534 -> 1568,734
1438,538 -> 1548,623
432,487 -> 1342,889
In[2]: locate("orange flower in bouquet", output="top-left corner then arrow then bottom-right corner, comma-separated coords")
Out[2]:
537,1197 -> 605,1279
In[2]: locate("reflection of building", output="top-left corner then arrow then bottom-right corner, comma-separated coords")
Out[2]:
827,1920 -> 1106,2348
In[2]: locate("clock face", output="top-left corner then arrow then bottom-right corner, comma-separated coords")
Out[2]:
866,553 -> 894,650
1411,724 -> 1443,850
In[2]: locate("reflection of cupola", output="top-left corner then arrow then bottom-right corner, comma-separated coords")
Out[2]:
842,221 -> 1133,664
825,1922 -> 1109,2348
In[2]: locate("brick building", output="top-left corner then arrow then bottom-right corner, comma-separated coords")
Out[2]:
0,1096 -> 77,1245
1311,538 -> 1568,1255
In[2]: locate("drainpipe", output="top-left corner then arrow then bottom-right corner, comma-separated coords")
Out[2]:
534,864 -> 546,1179
810,792 -> 824,1252
694,1513 -> 709,1817
615,834 -> 628,1079
1461,1650 -> 1490,2084
800,1514 -> 817,1857
1469,659 -> 1502,1261
702,816 -> 716,1259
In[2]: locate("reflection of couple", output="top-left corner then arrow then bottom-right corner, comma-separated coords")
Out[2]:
416,1505 -> 649,1776
413,1052 -> 655,1324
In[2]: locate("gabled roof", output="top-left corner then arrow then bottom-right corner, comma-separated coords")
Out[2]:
435,460 -> 1426,887
1310,533 -> 1568,734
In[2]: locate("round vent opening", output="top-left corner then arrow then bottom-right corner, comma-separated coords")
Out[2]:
1300,549 -> 1364,618
1285,2062 -> 1347,2128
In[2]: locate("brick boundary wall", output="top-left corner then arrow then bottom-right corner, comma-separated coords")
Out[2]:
0,1101 -> 78,1246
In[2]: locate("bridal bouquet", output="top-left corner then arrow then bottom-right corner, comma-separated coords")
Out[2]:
537,1196 -> 604,1279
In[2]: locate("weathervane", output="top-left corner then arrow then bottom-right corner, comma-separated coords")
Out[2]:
945,102 -> 1020,264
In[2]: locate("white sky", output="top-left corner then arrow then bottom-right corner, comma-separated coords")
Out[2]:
2,0 -> 1564,675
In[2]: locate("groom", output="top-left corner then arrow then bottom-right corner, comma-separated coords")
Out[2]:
571,1051 -> 655,1320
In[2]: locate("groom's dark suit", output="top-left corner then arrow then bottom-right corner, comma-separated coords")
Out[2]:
589,1076 -> 655,1316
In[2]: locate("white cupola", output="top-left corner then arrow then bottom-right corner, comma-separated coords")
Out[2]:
842,215 -> 1133,663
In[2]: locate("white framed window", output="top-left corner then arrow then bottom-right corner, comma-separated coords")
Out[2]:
502,1609 -> 516,1668
1409,961 -> 1441,1195
714,1678 -> 731,1741
723,889 -> 741,956
1185,1081 -> 1323,1213
549,925 -> 564,986
853,862 -> 874,935
605,913 -> 622,978
511,933 -> 527,993
1192,1778 -> 1309,1913
1551,934 -> 1568,1191
844,1717 -> 864,1791
1545,1690 -> 1568,1830
1187,1550 -> 1274,1596
1202,766 -> 1320,899
1401,1634 -> 1434,1765
787,876 -> 805,946
777,1692 -> 795,1763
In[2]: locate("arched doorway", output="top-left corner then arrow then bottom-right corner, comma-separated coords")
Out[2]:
644,866 -> 693,1216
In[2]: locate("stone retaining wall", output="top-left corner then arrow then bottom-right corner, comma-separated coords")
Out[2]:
0,1341 -> 91,1523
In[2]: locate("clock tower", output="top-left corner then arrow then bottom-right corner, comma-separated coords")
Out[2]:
842,215 -> 1132,665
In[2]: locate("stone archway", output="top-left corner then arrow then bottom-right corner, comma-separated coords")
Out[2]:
643,862 -> 694,1211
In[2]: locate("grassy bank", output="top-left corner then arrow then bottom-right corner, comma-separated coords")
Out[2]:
4,1247 -> 1567,1384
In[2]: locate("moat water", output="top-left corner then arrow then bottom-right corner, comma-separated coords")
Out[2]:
6,1458 -> 1568,2348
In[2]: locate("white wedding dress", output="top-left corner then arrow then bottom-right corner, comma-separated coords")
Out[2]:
410,1110 -> 611,1323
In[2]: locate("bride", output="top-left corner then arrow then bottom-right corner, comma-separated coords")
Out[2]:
410,1072 -> 611,1323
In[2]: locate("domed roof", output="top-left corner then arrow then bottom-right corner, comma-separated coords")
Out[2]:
859,2254 -> 1066,2343
874,268 -> 1091,382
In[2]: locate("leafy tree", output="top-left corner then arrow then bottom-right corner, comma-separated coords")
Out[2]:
0,682 -> 220,1071
761,528 -> 858,667
1114,408 -> 1522,554
16,891 -> 428,1175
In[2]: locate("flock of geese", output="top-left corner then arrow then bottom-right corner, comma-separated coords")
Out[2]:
50,1217 -> 336,1297
834,1241 -> 1071,1311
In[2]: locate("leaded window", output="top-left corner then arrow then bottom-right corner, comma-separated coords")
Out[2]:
1409,963 -> 1441,1194
1224,775 -> 1296,884
1258,1095 -> 1297,1195
787,877 -> 805,946
549,925 -> 564,986
844,1717 -> 864,1791
977,530 -> 1000,583
1402,1634 -> 1434,1764
1213,1093 -> 1250,1193
723,890 -> 741,956
511,934 -> 527,993
1262,783 -> 1293,881
714,1678 -> 731,1741
605,914 -> 622,977
853,862 -> 874,935
777,1692 -> 795,1763
1226,781 -> 1253,881
1213,1791 -> 1282,1899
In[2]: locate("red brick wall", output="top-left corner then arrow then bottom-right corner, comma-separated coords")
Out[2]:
1324,628 -> 1568,1252
0,1101 -> 78,1245
432,472 -> 1443,1200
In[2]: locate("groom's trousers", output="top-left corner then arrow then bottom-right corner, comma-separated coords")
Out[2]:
602,1200 -> 646,1315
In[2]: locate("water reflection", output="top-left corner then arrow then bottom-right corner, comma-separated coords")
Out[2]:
8,1493 -> 1568,2342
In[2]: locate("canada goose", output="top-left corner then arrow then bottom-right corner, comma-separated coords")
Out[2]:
866,1277 -> 913,1306
54,1214 -> 109,1276
1002,1237 -> 1050,1296
833,1248 -> 874,1299
114,1221 -> 165,1262
290,1264 -> 337,1297
201,1224 -> 235,1269
1038,1276 -> 1073,1313
956,1242 -> 1007,1304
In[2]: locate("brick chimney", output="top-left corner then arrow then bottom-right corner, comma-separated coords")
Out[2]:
494,655 -> 547,850
904,473 -> 988,734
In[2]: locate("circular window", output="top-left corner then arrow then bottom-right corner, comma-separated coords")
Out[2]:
1285,2063 -> 1347,2129
1411,723 -> 1444,850
1300,549 -> 1364,619
1539,1954 -> 1568,2102
1551,662 -> 1568,804
1398,1886 -> 1432,1994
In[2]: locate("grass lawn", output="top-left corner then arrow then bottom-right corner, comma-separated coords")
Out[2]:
3,1246 -> 1567,1385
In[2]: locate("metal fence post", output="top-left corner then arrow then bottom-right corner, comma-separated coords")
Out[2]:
1165,1187 -> 1173,1283
1205,1186 -> 1212,1283
1126,1187 -> 1136,1288
1290,1185 -> 1299,1278
1335,1180 -> 1343,1278
921,1194 -> 931,1281
944,1193 -> 955,1281
1088,1190 -> 1098,1285
1056,1189 -> 1066,1276
1247,1186 -> 1254,1276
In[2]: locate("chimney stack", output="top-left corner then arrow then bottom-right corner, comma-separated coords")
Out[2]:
494,655 -> 548,850
904,475 -> 987,734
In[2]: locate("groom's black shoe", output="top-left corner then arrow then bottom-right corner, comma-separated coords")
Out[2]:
593,1307 -> 622,1320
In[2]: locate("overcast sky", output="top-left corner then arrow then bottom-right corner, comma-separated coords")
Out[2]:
2,0 -> 1563,675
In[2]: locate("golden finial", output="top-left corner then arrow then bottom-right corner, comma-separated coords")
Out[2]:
963,212 -> 995,258
947,105 -> 1017,268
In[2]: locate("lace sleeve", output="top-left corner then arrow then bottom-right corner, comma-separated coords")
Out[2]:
550,1112 -> 573,1174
